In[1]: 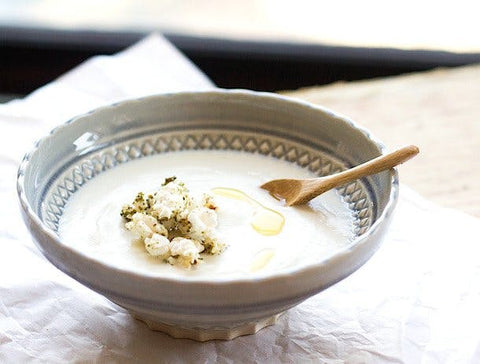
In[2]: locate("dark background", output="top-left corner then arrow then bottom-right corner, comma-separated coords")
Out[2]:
2,26 -> 480,97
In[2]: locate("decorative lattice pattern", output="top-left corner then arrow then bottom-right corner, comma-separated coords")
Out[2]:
43,130 -> 372,235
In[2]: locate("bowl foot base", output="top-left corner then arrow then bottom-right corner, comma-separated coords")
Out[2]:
132,312 -> 282,341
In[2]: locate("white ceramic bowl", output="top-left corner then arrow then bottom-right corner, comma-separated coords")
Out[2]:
17,90 -> 398,341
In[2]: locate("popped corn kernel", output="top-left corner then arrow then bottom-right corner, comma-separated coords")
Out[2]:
144,233 -> 170,257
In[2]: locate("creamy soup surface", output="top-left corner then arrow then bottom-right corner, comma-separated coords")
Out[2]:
59,150 -> 356,279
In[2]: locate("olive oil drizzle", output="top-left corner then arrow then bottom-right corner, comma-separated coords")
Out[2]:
211,187 -> 285,236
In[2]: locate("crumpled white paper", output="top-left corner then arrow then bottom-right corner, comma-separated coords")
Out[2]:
1,34 -> 479,363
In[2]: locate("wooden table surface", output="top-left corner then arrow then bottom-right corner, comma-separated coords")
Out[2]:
283,64 -> 480,218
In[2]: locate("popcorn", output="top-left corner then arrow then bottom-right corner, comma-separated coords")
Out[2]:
169,237 -> 205,268
125,213 -> 168,238
188,208 -> 217,237
121,177 -> 225,268
144,233 -> 170,257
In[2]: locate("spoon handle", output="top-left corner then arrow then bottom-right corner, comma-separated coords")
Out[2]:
315,145 -> 419,189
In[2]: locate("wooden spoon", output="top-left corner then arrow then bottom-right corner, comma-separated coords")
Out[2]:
261,145 -> 419,206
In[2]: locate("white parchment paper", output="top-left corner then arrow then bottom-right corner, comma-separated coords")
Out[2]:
1,34 -> 479,363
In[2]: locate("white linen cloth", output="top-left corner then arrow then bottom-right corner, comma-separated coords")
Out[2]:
1,34 -> 479,363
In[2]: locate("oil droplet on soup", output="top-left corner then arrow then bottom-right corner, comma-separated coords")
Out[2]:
211,187 -> 284,236
250,248 -> 275,272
